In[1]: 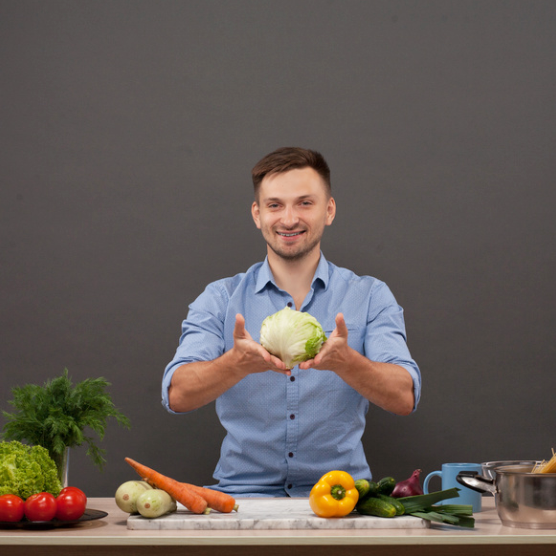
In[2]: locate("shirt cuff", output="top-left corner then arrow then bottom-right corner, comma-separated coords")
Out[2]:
161,363 -> 185,414
400,363 -> 421,412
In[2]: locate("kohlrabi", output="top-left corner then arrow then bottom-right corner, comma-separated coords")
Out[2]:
259,307 -> 327,369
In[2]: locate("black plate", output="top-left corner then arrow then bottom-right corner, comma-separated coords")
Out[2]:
0,508 -> 108,529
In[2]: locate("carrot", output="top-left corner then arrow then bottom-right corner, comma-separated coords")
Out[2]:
125,457 -> 208,515
180,482 -> 238,513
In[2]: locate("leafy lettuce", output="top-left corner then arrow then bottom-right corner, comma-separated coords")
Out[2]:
0,440 -> 62,500
259,306 -> 327,369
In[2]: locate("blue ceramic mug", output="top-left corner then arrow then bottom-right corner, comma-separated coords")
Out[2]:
423,463 -> 482,512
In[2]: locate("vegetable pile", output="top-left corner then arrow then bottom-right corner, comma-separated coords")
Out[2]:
259,306 -> 327,369
0,440 -> 62,500
116,457 -> 238,519
116,480 -> 177,519
354,470 -> 475,528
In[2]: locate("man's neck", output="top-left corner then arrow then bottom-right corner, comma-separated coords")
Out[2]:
267,248 -> 321,310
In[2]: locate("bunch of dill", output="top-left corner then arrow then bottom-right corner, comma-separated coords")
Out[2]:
2,368 -> 131,470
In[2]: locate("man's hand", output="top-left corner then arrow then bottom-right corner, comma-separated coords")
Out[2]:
232,314 -> 290,376
299,313 -> 350,371
168,313 -> 290,412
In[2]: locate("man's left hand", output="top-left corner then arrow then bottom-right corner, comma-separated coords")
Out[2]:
299,313 -> 351,371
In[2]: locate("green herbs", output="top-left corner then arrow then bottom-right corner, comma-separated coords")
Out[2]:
0,440 -> 62,500
1,369 -> 130,470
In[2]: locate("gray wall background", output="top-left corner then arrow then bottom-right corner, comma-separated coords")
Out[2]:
2,1 -> 555,497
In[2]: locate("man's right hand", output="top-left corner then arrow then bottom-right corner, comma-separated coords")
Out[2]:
232,314 -> 290,376
168,313 -> 289,412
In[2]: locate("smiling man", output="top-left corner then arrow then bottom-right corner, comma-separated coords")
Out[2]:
162,147 -> 421,497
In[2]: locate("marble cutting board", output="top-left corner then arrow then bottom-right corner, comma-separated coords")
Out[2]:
127,498 -> 429,530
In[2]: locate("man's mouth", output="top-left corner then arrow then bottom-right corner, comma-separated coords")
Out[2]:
277,231 -> 304,237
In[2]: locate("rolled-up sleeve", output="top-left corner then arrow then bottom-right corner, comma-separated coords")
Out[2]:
161,281 -> 229,413
365,280 -> 421,411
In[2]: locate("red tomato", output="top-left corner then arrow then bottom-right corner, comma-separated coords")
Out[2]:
0,494 -> 25,522
55,487 -> 87,521
58,486 -> 87,502
24,492 -> 57,522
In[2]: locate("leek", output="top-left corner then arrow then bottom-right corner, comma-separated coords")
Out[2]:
397,488 -> 475,528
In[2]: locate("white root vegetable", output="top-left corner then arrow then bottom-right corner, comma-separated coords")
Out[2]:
136,488 -> 177,518
115,480 -> 153,513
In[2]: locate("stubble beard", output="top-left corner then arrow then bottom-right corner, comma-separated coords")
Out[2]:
266,232 -> 322,262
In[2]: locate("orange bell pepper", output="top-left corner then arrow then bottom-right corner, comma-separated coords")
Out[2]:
309,470 -> 359,517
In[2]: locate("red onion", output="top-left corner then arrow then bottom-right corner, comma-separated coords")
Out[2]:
391,469 -> 424,498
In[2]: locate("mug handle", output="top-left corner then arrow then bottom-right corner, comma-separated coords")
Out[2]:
423,470 -> 442,494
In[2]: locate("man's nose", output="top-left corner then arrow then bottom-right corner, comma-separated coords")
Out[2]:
281,206 -> 299,227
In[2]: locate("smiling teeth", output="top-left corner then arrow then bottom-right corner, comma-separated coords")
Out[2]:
279,232 -> 300,237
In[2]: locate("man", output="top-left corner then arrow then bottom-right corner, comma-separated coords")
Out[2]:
162,147 -> 421,496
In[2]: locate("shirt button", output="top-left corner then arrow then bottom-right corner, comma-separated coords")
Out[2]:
288,452 -> 294,458
290,414 -> 295,420
290,376 -> 295,382
287,302 -> 293,307
287,484 -> 292,489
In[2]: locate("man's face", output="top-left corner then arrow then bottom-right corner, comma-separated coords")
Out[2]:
251,167 -> 336,261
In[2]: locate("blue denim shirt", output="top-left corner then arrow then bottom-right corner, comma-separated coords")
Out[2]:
162,254 -> 421,496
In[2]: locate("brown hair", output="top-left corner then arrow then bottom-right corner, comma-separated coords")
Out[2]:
251,147 -> 331,197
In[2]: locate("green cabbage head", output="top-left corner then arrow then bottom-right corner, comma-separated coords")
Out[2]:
0,440 -> 62,500
259,306 -> 327,369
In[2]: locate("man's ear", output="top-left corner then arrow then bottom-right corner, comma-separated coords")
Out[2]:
251,201 -> 261,229
326,196 -> 336,226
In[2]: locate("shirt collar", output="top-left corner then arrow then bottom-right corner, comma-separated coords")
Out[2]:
255,252 -> 330,293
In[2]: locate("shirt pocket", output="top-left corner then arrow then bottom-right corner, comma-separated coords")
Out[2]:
323,325 -> 365,354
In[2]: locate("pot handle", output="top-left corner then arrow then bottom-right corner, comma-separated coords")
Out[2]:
456,471 -> 497,496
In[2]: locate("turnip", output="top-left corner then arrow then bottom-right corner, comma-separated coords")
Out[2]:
136,488 -> 177,518
115,480 -> 153,513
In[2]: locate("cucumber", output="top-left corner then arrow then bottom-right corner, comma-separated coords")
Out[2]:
356,496 -> 397,518
378,494 -> 405,516
354,479 -> 370,498
377,476 -> 396,495
356,479 -> 379,500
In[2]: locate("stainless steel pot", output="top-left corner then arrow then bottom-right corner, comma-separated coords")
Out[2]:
481,460 -> 538,480
457,464 -> 556,529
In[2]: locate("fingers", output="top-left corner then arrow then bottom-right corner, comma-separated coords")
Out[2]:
299,314 -> 348,371
334,313 -> 349,337
257,348 -> 289,374
269,353 -> 287,370
233,313 -> 289,374
233,313 -> 247,339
